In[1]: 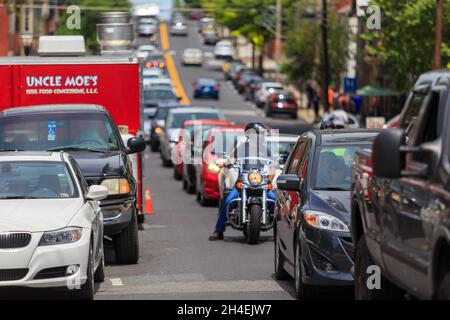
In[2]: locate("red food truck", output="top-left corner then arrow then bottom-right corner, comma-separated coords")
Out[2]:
0,35 -> 146,264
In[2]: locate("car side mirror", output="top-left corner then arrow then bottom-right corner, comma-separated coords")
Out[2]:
126,136 -> 146,154
86,185 -> 108,201
276,174 -> 300,191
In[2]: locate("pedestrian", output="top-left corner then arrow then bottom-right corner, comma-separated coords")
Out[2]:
306,83 -> 315,110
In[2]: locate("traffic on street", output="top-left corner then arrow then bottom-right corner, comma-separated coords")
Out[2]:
0,0 -> 449,307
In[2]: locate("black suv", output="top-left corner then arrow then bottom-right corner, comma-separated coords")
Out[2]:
351,69 -> 450,299
0,104 -> 146,264
275,129 -> 380,299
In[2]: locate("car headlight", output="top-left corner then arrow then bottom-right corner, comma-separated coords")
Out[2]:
39,227 -> 82,246
248,171 -> 263,186
101,178 -> 130,195
304,210 -> 349,232
207,162 -> 221,174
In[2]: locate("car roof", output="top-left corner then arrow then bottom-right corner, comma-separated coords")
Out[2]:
169,106 -> 218,114
182,119 -> 232,128
197,78 -> 218,83
0,104 -> 106,117
0,151 -> 69,162
309,129 -> 383,146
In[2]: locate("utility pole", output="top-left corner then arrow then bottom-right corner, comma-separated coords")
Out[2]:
274,0 -> 282,81
433,0 -> 443,69
321,0 -> 330,112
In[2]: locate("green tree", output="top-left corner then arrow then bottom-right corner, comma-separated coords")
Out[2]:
281,0 -> 348,88
362,0 -> 450,91
57,0 -> 131,54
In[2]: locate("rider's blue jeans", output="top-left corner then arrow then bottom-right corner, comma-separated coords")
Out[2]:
215,187 -> 277,232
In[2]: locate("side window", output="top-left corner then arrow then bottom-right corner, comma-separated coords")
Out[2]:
288,141 -> 306,174
70,159 -> 89,195
297,142 -> 311,180
401,93 -> 426,143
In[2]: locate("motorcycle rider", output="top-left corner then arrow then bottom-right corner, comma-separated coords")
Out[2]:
209,122 -> 278,241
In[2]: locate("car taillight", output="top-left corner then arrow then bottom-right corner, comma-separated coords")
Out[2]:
195,85 -> 201,90
213,85 -> 219,91
159,62 -> 165,68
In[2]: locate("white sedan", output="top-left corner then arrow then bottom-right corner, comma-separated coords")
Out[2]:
0,152 -> 108,299
182,48 -> 203,66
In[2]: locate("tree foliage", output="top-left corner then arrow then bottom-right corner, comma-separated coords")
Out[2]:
362,0 -> 450,91
56,0 -> 132,54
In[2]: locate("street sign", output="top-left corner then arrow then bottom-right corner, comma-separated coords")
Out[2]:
344,77 -> 357,94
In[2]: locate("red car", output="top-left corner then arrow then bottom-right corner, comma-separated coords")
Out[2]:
173,119 -> 233,187
194,125 -> 245,206
265,91 -> 298,119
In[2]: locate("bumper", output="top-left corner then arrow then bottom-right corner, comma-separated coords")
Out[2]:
183,58 -> 203,65
299,226 -> 354,287
101,197 -> 135,236
194,90 -> 219,98
0,230 -> 90,288
203,175 -> 219,199
268,107 -> 297,116
171,29 -> 188,35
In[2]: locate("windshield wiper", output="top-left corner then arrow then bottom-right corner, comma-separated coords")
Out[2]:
46,146 -> 107,153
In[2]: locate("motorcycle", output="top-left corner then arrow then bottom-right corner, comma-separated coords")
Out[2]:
225,157 -> 276,244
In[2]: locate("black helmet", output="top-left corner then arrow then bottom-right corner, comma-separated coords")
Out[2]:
320,120 -> 336,130
245,122 -> 267,134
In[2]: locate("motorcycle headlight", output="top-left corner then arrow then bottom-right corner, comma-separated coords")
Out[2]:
248,171 -> 263,186
207,162 -> 221,174
39,227 -> 82,246
155,127 -> 162,134
304,210 -> 349,232
101,178 -> 130,195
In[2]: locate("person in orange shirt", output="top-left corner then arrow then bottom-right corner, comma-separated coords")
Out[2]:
327,87 -> 334,111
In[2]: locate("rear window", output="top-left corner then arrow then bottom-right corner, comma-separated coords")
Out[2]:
198,79 -> 217,86
144,89 -> 176,100
167,112 -> 220,129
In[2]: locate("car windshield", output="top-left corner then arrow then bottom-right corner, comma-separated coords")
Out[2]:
313,145 -> 370,191
144,89 -> 177,100
0,113 -> 120,152
167,112 -> 220,129
0,161 -> 77,199
267,140 -> 296,165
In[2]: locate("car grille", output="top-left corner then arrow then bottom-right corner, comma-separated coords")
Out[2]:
0,232 -> 32,249
0,269 -> 29,281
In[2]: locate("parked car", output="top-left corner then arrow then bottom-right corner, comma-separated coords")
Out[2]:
203,30 -> 219,45
138,17 -> 157,36
190,10 -> 205,20
244,76 -> 264,101
266,91 -> 298,119
170,21 -> 188,36
0,152 -> 108,299
254,81 -> 284,108
236,73 -> 262,95
182,48 -> 203,66
232,67 -> 253,87
214,40 -> 234,60
144,52 -> 165,69
0,105 -> 146,264
159,107 -> 225,167
174,120 -> 234,195
274,129 -> 381,299
223,60 -> 243,80
351,69 -> 450,300
193,78 -> 220,100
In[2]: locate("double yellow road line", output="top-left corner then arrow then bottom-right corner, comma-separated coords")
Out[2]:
159,22 -> 191,105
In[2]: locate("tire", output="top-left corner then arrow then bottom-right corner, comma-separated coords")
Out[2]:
187,181 -> 196,194
294,242 -> 314,299
292,113 -> 298,120
246,204 -> 262,245
354,236 -> 402,299
137,213 -> 145,224
162,153 -> 172,167
182,177 -> 188,190
437,272 -> 450,300
266,110 -> 271,118
274,230 -> 290,280
114,211 -> 139,264
94,251 -> 105,283
173,167 -> 182,180
73,241 -> 95,300
200,192 -> 211,207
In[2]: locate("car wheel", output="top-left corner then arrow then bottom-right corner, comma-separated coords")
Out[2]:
200,192 -> 212,207
94,250 -> 105,283
274,230 -> 290,280
186,180 -> 196,194
137,213 -> 145,224
182,177 -> 188,190
292,113 -> 298,120
114,211 -> 139,264
355,236 -> 403,299
162,153 -> 172,167
73,241 -> 95,300
438,272 -> 450,299
150,140 -> 159,152
294,242 -> 314,299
